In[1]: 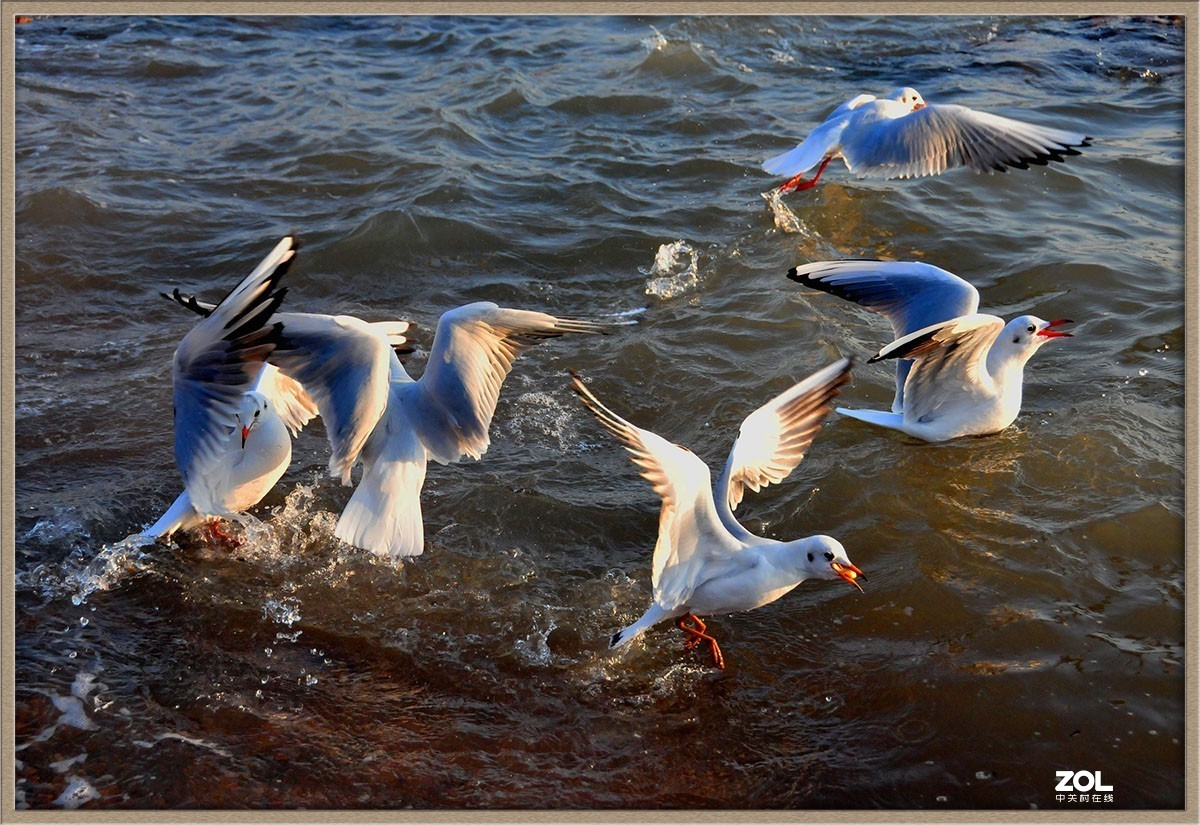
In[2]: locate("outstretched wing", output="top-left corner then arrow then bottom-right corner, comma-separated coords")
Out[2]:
714,358 -> 853,540
171,235 -> 295,514
871,313 -> 1005,425
267,313 -> 400,484
840,103 -> 1089,179
788,260 -> 981,413
570,373 -> 739,610
411,303 -> 606,465
787,260 -> 979,340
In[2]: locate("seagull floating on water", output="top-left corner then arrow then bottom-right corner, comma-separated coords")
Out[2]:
788,260 -> 1073,442
571,359 -> 864,670
145,236 -> 304,539
762,87 -> 1090,192
256,302 -> 608,558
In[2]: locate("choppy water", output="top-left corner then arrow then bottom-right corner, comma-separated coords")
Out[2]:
12,13 -> 1187,811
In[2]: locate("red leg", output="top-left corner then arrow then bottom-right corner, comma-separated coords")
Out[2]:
675,613 -> 726,669
779,155 -> 832,193
208,520 -> 239,545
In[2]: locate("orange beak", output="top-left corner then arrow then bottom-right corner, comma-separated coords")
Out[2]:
912,101 -> 926,111
831,561 -> 866,593
241,425 -> 250,448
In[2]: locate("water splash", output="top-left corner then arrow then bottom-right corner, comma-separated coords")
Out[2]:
64,533 -> 157,606
262,596 -> 302,628
642,240 -> 702,299
640,25 -> 668,52
761,188 -> 809,235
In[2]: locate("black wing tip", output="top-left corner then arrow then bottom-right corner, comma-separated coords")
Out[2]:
162,287 -> 214,317
1003,139 -> 1089,170
872,327 -> 939,362
609,631 -> 623,648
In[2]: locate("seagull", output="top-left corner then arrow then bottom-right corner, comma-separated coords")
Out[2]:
153,275 -> 413,540
144,235 -> 299,539
787,260 -> 1073,442
143,365 -> 316,539
762,86 -> 1090,192
259,302 -> 608,558
570,359 -> 864,670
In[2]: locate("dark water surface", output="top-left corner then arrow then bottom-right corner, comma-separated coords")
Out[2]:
11,14 -> 1187,811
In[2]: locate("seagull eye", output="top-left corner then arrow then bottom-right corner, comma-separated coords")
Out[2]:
824,551 -> 834,561
1027,325 -> 1036,333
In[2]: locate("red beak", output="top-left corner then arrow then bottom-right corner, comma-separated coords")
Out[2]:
241,425 -> 250,448
912,102 -> 926,110
1037,319 -> 1074,339
831,561 -> 866,593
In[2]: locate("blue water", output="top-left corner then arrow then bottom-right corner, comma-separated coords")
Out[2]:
12,13 -> 1187,810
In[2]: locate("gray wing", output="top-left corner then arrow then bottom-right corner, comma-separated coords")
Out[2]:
788,260 -> 979,339
714,358 -> 853,541
761,93 -> 876,177
409,302 -> 606,465
788,260 -> 980,412
171,236 -> 295,514
569,372 -> 740,610
871,314 -> 1005,425
267,313 -> 399,484
840,103 -> 1089,179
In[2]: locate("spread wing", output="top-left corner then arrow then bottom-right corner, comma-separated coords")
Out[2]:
570,373 -> 740,610
840,103 -> 1089,179
788,259 -> 980,413
714,358 -> 853,540
171,235 -> 294,514
871,314 -> 1005,424
787,259 -> 980,341
410,303 -> 606,465
268,313 -> 399,484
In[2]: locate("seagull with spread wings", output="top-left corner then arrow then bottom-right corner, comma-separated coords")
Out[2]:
763,87 -> 1089,192
788,260 -> 1073,442
571,359 -> 864,670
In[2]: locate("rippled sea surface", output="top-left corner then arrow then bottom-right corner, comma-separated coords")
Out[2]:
12,14 -> 1188,811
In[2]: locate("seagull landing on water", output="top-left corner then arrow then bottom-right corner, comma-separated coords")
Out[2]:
144,236 -> 301,540
762,87 -> 1090,192
787,260 -> 1073,443
571,359 -> 864,671
255,302 -> 609,559
149,248 -> 414,540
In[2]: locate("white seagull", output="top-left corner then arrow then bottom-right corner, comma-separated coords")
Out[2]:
570,359 -> 864,670
144,365 -> 317,539
153,273 -> 413,540
762,86 -> 1089,192
263,302 -> 607,559
788,260 -> 1073,442
144,236 -> 301,539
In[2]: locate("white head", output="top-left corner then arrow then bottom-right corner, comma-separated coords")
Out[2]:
997,315 -> 1074,362
798,535 -> 865,592
888,86 -> 926,111
235,390 -> 272,449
